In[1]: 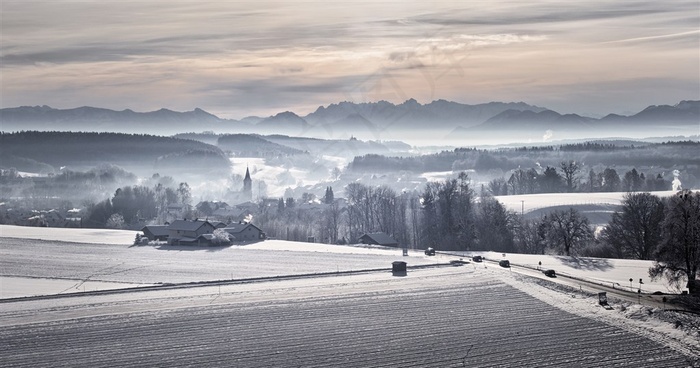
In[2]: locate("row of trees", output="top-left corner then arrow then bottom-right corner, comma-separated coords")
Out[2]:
250,174 -> 697,294
84,180 -> 192,228
489,162 -> 670,196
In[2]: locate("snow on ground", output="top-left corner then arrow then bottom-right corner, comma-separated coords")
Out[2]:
1,227 -> 698,364
0,224 -> 137,245
496,190 -> 679,214
0,276 -> 153,299
471,251 -> 679,293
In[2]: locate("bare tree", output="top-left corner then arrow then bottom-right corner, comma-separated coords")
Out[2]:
559,161 -> 580,193
544,208 -> 593,256
601,192 -> 664,259
650,190 -> 700,295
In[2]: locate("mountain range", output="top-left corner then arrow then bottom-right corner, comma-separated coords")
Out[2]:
1,99 -> 698,141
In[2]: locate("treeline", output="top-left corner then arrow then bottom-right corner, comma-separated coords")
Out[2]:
83,176 -> 192,228
252,175 -> 699,294
488,163 -> 670,195
0,165 -> 138,207
348,141 -> 700,188
0,131 -> 231,174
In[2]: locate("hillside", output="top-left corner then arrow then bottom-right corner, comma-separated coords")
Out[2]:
0,131 -> 231,176
451,100 -> 700,141
217,134 -> 305,156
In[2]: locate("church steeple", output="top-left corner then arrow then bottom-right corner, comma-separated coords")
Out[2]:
243,166 -> 252,195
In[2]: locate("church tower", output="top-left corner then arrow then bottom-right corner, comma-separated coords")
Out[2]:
243,166 -> 252,198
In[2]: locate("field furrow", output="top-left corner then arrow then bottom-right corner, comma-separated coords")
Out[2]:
1,273 -> 692,368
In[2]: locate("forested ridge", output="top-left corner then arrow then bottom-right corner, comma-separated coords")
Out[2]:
0,131 -> 231,173
349,141 -> 700,176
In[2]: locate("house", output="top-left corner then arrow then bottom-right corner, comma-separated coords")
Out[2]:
177,233 -> 231,246
166,203 -> 192,219
168,219 -> 217,245
223,222 -> 265,242
359,232 -> 399,247
209,221 -> 228,229
141,225 -> 170,241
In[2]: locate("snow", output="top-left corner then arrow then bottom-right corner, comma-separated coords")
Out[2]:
0,224 -> 137,245
1,227 -> 698,365
496,190 -> 679,214
470,251 -> 680,293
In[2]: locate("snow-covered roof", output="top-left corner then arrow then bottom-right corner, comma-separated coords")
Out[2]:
360,232 -> 398,246
141,225 -> 169,237
169,219 -> 215,232
224,222 -> 261,234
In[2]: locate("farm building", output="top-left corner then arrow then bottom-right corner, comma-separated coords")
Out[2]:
359,232 -> 399,247
168,219 -> 217,245
141,225 -> 169,241
224,222 -> 265,242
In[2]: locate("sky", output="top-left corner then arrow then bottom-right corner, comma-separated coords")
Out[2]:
2,1 -> 699,119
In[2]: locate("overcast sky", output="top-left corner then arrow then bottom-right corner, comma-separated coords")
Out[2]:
2,1 -> 699,118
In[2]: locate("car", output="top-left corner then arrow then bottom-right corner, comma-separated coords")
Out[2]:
424,247 -> 435,256
472,255 -> 483,262
499,259 -> 510,268
543,269 -> 556,277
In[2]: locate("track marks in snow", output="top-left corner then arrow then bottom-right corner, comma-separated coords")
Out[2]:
0,271 -> 693,367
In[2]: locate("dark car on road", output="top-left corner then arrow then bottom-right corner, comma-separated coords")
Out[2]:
472,255 -> 483,262
424,247 -> 435,256
543,269 -> 556,277
499,259 -> 510,268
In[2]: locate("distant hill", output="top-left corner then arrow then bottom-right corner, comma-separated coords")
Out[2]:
255,111 -> 310,134
2,100 -> 697,141
451,100 -> 700,141
468,109 -> 594,130
304,98 -> 547,132
261,135 -> 411,158
217,134 -> 305,156
0,131 -> 231,177
601,100 -> 700,124
0,105 -> 238,134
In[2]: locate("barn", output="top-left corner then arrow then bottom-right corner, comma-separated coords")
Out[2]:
359,232 -> 399,247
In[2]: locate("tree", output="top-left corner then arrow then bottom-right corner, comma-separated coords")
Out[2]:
586,169 -> 601,192
544,208 -> 593,256
622,168 -> 644,192
177,182 -> 191,205
559,161 -> 580,192
539,166 -> 563,193
106,213 -> 125,229
475,195 -> 515,252
601,192 -> 664,259
211,228 -> 231,245
649,190 -> 700,294
197,201 -> 214,216
601,168 -> 621,192
487,177 -> 507,196
324,186 -> 334,204
515,218 -> 547,255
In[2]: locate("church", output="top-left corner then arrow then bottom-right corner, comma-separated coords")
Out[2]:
226,166 -> 253,205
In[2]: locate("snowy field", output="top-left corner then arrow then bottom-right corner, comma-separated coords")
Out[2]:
0,224 -> 137,245
1,225 -> 699,367
1,267 -> 698,367
496,190 -> 679,215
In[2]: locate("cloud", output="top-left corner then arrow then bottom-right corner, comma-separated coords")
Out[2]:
1,1 -> 698,118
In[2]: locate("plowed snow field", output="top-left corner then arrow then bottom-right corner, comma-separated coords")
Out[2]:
1,268 -> 695,367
